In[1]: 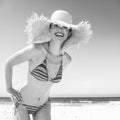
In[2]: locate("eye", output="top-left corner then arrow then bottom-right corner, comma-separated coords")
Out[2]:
63,26 -> 68,29
53,24 -> 58,27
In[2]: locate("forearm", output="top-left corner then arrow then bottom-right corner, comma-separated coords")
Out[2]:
5,63 -> 13,92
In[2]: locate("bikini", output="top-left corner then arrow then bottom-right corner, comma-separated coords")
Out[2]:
12,52 -> 63,115
30,56 -> 63,83
11,94 -> 51,115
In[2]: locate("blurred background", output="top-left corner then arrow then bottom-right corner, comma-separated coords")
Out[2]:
0,0 -> 120,97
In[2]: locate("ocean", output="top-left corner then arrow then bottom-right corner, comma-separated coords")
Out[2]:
0,97 -> 120,120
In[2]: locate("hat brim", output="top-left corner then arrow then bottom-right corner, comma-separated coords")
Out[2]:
49,19 -> 76,29
25,13 -> 93,51
62,21 -> 93,51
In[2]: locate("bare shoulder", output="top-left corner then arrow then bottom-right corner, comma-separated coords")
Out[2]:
63,52 -> 72,62
11,44 -> 35,59
5,44 -> 43,66
62,52 -> 72,69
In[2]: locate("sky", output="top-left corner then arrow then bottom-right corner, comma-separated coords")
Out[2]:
0,0 -> 120,97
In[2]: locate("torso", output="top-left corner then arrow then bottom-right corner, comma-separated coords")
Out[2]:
20,43 -> 63,106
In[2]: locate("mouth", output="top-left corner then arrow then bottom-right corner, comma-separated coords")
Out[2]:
55,32 -> 64,38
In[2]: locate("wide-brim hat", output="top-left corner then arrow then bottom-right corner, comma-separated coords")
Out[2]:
25,10 -> 93,51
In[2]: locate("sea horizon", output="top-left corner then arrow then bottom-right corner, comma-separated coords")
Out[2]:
1,96 -> 120,103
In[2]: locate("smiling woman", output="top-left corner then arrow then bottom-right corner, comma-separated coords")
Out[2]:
50,23 -> 72,41
49,23 -> 69,46
5,10 -> 92,120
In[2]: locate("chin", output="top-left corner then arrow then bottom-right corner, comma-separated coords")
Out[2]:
56,38 -> 66,42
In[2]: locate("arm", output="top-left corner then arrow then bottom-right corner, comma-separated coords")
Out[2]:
63,52 -> 72,69
5,45 -> 34,93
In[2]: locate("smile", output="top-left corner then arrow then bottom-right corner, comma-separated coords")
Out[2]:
55,32 -> 64,37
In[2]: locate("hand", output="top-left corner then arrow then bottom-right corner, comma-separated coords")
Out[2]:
7,88 -> 22,102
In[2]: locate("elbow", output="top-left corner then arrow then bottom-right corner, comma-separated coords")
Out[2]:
5,59 -> 13,69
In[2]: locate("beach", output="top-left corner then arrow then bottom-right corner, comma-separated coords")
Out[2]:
0,100 -> 120,120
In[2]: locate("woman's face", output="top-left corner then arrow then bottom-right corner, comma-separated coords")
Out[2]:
49,23 -> 71,42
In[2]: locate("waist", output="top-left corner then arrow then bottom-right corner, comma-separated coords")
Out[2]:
20,85 -> 51,106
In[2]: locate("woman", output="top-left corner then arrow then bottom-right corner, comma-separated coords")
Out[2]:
5,10 -> 92,120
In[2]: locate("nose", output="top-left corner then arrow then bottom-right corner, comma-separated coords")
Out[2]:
57,27 -> 63,32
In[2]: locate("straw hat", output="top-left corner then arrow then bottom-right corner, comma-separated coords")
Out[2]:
25,10 -> 93,51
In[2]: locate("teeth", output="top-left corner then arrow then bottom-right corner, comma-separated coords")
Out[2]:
55,32 -> 64,37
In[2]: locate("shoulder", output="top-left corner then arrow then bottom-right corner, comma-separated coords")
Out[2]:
5,44 -> 38,66
63,52 -> 72,62
5,43 -> 46,66
25,43 -> 47,55
62,52 -> 72,69
14,44 -> 35,58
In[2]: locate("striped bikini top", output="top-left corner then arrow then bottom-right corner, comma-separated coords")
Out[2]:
30,57 -> 63,83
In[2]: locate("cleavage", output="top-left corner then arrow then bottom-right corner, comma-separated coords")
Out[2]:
46,57 -> 61,80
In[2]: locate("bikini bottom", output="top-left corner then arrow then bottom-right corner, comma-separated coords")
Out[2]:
11,92 -> 51,115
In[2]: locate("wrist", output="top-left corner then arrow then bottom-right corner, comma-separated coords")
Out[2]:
7,87 -> 14,93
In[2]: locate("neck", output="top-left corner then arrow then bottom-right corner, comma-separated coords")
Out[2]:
48,39 -> 62,56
